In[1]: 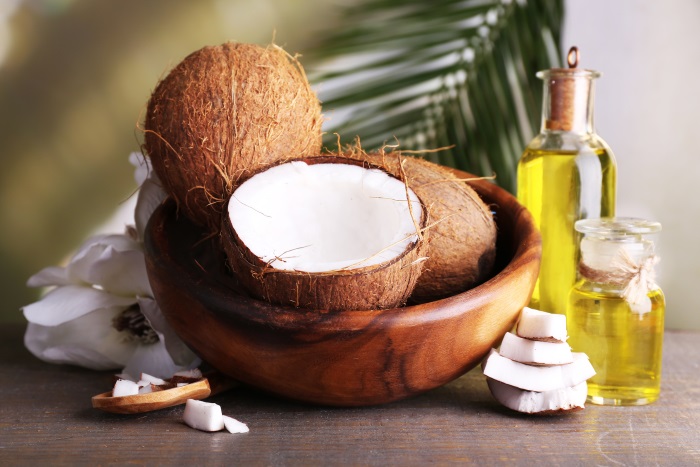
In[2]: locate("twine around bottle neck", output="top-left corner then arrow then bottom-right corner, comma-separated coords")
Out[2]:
579,248 -> 660,314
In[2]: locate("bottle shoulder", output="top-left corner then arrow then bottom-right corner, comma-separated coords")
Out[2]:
571,279 -> 665,303
526,132 -> 615,155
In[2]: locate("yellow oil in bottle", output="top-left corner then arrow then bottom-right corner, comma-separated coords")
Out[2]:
567,284 -> 665,405
517,147 -> 616,314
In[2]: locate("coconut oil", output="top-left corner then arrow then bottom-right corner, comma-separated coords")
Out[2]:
517,47 -> 616,314
518,147 -> 615,313
567,218 -> 664,405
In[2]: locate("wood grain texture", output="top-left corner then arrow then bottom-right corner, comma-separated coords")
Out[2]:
1,325 -> 699,465
91,373 -> 238,414
144,173 -> 541,406
91,379 -> 212,414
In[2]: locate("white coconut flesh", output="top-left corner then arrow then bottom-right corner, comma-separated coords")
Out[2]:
228,161 -> 423,273
486,378 -> 587,413
517,307 -> 568,342
481,349 -> 596,393
499,332 -> 574,365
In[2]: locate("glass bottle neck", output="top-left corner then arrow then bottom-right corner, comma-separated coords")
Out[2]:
538,69 -> 599,135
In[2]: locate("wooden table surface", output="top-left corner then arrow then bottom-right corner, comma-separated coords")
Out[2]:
1,323 -> 698,466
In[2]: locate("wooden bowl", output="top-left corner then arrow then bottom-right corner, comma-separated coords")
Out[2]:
144,171 -> 541,407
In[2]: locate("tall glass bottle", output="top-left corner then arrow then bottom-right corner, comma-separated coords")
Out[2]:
517,47 -> 616,314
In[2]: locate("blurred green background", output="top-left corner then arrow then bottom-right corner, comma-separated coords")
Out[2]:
2,0 -> 699,330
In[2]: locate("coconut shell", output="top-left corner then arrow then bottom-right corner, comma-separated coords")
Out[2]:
343,150 -> 497,302
221,157 -> 429,312
144,42 -> 322,229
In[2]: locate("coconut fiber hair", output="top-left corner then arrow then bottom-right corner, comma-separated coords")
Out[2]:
144,42 -> 323,229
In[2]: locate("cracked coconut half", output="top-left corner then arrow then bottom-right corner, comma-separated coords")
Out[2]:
222,157 -> 429,311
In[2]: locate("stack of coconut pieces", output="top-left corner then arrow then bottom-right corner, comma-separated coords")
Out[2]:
482,307 -> 596,414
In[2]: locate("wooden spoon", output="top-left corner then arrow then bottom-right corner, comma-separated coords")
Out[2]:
92,373 -> 238,414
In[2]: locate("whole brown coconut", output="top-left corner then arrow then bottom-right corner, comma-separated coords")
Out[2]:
144,42 -> 322,229
344,148 -> 497,302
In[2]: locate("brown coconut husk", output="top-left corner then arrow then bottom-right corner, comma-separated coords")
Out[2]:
143,42 -> 322,229
221,156 -> 430,312
340,144 -> 497,302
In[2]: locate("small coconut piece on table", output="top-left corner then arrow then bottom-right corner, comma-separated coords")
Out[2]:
222,157 -> 429,311
342,148 -> 497,302
223,416 -> 250,434
183,399 -> 225,432
144,42 -> 323,230
482,307 -> 594,414
183,399 -> 249,434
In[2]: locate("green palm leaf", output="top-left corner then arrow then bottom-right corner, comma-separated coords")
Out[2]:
309,0 -> 564,193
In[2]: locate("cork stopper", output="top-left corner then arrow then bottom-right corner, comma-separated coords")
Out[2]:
541,46 -> 599,132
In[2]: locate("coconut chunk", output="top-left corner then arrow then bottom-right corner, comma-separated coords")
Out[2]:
171,368 -> 203,384
516,307 -> 568,342
113,373 -> 136,383
112,379 -> 139,397
183,399 -> 224,432
482,349 -> 595,392
223,416 -> 249,434
499,332 -> 573,365
140,373 -> 167,385
228,161 -> 423,273
487,378 -> 587,414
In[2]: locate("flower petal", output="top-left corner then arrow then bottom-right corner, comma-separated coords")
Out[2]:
24,308 -> 139,370
130,152 -> 151,186
23,285 -> 136,326
138,297 -> 200,367
66,234 -> 152,296
67,234 -> 125,284
25,322 -> 119,370
27,266 -> 70,288
69,234 -> 140,278
89,245 -> 152,297
135,178 -> 166,241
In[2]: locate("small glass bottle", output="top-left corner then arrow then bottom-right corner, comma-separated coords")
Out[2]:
567,217 -> 664,406
517,47 -> 617,315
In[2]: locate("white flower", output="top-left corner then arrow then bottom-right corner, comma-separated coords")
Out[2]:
22,153 -> 200,379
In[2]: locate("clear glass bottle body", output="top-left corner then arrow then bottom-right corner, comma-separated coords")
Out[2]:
567,218 -> 664,406
517,69 -> 616,315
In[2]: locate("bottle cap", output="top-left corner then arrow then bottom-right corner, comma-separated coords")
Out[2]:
537,47 -> 600,132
